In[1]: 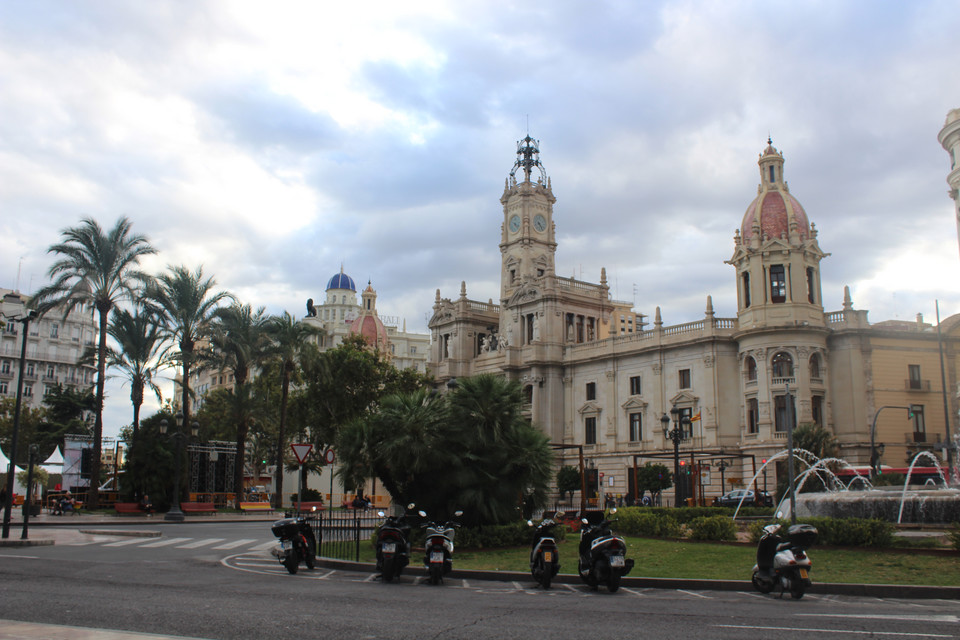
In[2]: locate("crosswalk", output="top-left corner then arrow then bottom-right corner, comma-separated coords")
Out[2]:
67,535 -> 276,552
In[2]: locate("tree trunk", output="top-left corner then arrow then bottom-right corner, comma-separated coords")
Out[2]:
274,364 -> 291,509
88,304 -> 110,510
234,417 -> 247,510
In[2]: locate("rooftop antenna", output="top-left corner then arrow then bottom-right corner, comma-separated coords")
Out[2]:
15,256 -> 23,292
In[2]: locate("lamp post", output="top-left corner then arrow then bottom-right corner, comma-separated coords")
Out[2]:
160,412 -> 197,522
661,406 -> 692,508
716,458 -> 730,495
21,444 -> 38,540
1,292 -> 37,540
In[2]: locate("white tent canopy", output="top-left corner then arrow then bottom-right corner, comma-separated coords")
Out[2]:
0,446 -> 27,496
42,446 -> 63,466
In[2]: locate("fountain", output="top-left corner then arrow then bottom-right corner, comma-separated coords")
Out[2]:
739,450 -> 960,525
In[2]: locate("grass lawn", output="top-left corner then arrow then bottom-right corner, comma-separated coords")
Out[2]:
332,537 -> 960,587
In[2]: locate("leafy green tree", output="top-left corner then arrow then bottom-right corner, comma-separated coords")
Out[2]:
556,465 -> 581,506
102,307 -> 165,435
34,384 -> 95,460
32,216 -> 156,507
265,311 -> 322,507
0,399 -> 46,466
792,422 -> 840,492
339,374 -> 553,526
120,413 -> 178,508
635,462 -> 672,503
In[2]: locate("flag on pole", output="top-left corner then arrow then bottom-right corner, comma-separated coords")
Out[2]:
691,411 -> 701,422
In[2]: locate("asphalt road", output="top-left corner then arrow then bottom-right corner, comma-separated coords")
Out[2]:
0,523 -> 957,640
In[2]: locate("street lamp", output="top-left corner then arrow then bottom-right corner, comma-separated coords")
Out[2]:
160,412 -> 198,522
1,292 -> 38,539
661,406 -> 692,508
716,458 -> 730,495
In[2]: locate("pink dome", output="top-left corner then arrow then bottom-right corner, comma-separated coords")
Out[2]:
741,191 -> 810,241
350,313 -> 389,349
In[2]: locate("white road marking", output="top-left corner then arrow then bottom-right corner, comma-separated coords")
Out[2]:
176,538 -> 225,549
212,538 -> 257,549
139,537 -> 192,548
715,625 -> 952,638
677,589 -> 711,599
249,541 -> 277,551
796,614 -> 959,623
620,587 -> 647,597
103,537 -> 151,547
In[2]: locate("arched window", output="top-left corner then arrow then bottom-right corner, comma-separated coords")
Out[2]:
745,356 -> 757,382
523,385 -> 534,405
809,353 -> 822,380
746,398 -> 759,434
771,352 -> 794,379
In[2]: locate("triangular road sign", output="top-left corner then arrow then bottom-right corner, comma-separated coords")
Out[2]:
290,443 -> 313,464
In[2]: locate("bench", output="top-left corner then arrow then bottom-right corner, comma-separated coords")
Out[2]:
239,502 -> 274,514
181,501 -> 217,515
294,502 -> 325,512
114,502 -> 144,516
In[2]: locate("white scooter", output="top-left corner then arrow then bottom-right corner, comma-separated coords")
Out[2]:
751,523 -> 818,599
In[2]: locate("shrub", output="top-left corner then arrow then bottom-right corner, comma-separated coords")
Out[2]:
613,508 -> 681,538
289,488 -> 324,503
748,517 -> 893,547
688,515 -> 737,541
948,523 -> 960,552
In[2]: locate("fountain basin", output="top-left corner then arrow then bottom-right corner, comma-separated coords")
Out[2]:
796,488 -> 960,524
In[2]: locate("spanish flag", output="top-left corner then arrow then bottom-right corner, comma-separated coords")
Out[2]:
691,411 -> 701,422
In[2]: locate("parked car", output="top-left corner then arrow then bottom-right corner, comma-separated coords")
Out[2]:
714,489 -> 773,507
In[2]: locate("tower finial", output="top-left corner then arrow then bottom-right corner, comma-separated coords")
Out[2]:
509,134 -> 547,183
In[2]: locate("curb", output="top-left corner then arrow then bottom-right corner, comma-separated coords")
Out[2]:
316,558 -> 960,600
0,538 -> 54,547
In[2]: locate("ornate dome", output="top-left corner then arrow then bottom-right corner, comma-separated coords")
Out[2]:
740,139 -> 811,242
326,269 -> 356,292
349,282 -> 390,352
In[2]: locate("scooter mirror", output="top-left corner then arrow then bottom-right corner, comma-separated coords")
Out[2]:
406,503 -> 416,510
609,507 -> 617,515
418,510 -> 427,518
555,511 -> 565,518
527,520 -> 534,527
776,510 -> 784,519
454,510 -> 464,517
377,510 -> 386,517
581,518 -> 589,525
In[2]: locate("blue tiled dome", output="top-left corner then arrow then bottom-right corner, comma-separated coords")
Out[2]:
326,271 -> 356,292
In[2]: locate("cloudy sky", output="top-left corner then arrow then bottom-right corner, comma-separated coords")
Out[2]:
2,1 -> 959,438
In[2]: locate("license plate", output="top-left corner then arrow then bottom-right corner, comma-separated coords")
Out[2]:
610,555 -> 625,568
382,542 -> 396,554
430,551 -> 444,563
279,540 -> 291,550
543,551 -> 553,563
799,568 -> 808,579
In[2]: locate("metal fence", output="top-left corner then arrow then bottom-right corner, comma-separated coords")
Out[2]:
314,509 -> 381,561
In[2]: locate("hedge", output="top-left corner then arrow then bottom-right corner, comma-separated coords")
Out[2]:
748,517 -> 894,547
687,515 -> 738,541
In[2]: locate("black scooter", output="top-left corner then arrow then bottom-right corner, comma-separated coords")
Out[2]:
422,509 -> 463,585
376,503 -> 417,582
578,508 -> 634,592
528,511 -> 563,589
271,511 -> 317,575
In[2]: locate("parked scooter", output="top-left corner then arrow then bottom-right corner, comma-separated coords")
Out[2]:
528,511 -> 563,589
376,503 -> 417,582
421,509 -> 463,585
577,508 -> 634,592
271,510 -> 318,575
751,523 -> 818,599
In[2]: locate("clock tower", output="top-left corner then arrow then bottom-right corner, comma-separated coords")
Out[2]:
500,135 -> 557,302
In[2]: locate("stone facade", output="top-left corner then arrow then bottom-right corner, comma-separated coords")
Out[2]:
939,108 -> 960,259
0,287 -> 97,412
428,136 -> 960,504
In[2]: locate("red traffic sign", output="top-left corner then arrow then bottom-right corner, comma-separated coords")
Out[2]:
324,448 -> 335,464
290,443 -> 313,464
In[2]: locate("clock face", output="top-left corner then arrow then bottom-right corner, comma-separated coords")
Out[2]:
534,214 -> 547,232
509,215 -> 521,233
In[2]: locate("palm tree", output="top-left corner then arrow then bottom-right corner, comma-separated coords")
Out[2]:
265,311 -> 322,508
145,264 -> 232,446
32,217 -> 155,508
206,302 -> 269,508
104,307 -> 165,436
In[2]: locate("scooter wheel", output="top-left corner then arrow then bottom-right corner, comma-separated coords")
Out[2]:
752,570 -> 774,594
537,557 -> 552,590
382,558 -> 395,582
429,564 -> 443,585
283,555 -> 299,575
304,547 -> 315,570
607,571 -> 621,593
790,583 -> 806,600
